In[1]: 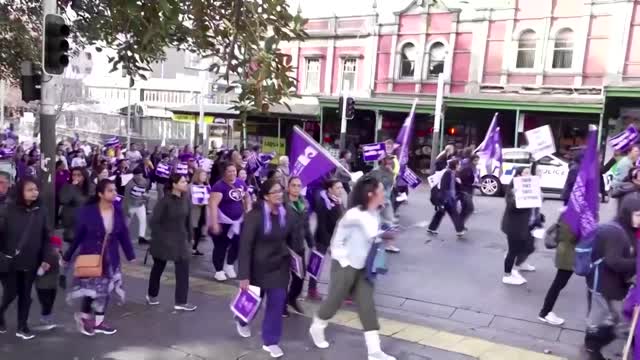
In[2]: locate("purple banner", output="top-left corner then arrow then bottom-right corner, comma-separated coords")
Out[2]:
289,126 -> 344,188
289,248 -> 303,278
476,113 -> 502,176
394,100 -> 417,172
307,249 -> 325,280
362,142 -> 386,162
230,288 -> 261,323
401,167 -> 422,189
562,128 -> 599,240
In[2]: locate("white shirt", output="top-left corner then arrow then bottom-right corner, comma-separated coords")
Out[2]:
71,157 -> 86,168
330,207 -> 380,269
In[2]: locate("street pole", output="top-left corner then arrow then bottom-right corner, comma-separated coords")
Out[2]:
126,81 -> 132,149
339,94 -> 348,150
40,0 -> 58,227
429,73 -> 445,174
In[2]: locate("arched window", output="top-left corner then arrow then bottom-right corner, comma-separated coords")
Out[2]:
552,28 -> 573,69
516,30 -> 536,69
400,42 -> 417,78
426,42 -> 446,79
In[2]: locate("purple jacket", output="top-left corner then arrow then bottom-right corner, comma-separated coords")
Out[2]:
63,203 -> 136,273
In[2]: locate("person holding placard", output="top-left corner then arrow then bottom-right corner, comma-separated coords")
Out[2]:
427,159 -> 465,237
500,167 -> 543,285
283,176 -> 313,316
236,178 -> 294,358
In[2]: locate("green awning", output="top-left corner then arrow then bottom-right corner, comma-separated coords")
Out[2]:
605,86 -> 640,98
445,95 -> 603,114
318,96 -> 435,113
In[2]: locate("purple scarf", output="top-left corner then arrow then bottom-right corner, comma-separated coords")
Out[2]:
263,201 -> 286,234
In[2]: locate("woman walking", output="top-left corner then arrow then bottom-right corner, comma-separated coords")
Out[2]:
124,166 -> 150,245
236,178 -> 293,358
146,174 -> 197,311
427,159 -> 465,237
60,167 -> 91,243
63,179 -> 136,336
501,167 -> 541,285
283,176 -> 313,316
208,162 -> 251,282
190,168 -> 210,256
0,177 -> 53,339
308,179 -> 345,301
309,176 -> 396,360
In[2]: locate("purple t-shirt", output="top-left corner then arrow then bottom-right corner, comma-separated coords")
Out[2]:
210,179 -> 247,221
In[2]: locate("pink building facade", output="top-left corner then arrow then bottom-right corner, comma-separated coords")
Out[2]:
283,0 -> 640,156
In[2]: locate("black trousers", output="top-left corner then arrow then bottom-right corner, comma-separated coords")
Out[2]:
504,234 -> 534,273
0,270 -> 37,328
539,269 -> 573,317
211,224 -> 239,272
148,257 -> 190,305
36,288 -> 57,317
459,192 -> 474,224
192,206 -> 207,250
428,202 -> 464,232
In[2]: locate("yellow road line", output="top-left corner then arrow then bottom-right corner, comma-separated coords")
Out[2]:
121,263 -> 565,360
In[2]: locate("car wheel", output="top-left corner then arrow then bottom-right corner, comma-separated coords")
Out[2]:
480,176 -> 501,196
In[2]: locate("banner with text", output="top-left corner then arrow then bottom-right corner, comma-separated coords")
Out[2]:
362,142 -> 386,162
513,175 -> 542,209
525,125 -> 556,160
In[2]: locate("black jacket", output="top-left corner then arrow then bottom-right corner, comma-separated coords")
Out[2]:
561,162 -> 579,205
238,205 -> 294,289
314,196 -> 343,251
501,185 -> 533,240
458,165 -> 475,194
0,202 -> 51,271
59,183 -> 90,242
149,193 -> 192,262
284,195 -> 313,254
588,193 -> 640,300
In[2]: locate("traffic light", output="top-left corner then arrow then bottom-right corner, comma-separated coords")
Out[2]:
345,97 -> 355,120
43,14 -> 71,75
20,61 -> 42,102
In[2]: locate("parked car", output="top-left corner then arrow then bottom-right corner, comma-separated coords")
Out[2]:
478,148 -> 569,197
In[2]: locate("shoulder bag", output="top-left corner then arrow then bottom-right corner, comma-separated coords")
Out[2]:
74,235 -> 109,278
0,211 -> 35,273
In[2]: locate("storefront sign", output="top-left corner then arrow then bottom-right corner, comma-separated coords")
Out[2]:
525,125 -> 555,160
513,175 -> 542,209
362,142 -> 386,162
402,168 -> 422,189
172,113 -> 216,123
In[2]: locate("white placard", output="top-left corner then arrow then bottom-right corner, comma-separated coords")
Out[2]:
513,175 -> 542,209
427,169 -> 445,188
525,125 -> 556,160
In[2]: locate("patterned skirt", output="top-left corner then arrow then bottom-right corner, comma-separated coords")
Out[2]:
66,265 -> 126,310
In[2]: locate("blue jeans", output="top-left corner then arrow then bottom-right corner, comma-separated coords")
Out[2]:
237,288 -> 287,345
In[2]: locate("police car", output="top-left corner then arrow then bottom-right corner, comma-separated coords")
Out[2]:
478,148 -> 569,197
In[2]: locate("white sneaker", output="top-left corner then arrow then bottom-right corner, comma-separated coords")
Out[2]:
511,269 -> 527,281
236,322 -> 251,338
223,264 -> 237,279
146,295 -> 160,305
384,245 -> 400,253
539,312 -> 565,326
516,263 -> 536,272
214,271 -> 227,282
309,317 -> 329,349
368,351 -> 397,360
502,274 -> 526,285
262,344 -> 284,358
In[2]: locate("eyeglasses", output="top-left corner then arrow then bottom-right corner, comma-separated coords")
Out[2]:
268,190 -> 283,195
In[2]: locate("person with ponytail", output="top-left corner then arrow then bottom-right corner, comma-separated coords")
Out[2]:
236,178 -> 294,358
146,174 -> 196,312
63,179 -> 136,337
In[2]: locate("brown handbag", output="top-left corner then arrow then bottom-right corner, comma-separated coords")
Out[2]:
74,235 -> 109,278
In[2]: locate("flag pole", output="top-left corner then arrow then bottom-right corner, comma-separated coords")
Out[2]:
623,305 -> 639,360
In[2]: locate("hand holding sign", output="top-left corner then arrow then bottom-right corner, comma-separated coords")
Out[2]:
513,175 -> 542,208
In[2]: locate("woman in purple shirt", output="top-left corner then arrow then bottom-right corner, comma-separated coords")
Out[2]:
63,179 -> 136,336
208,162 -> 251,282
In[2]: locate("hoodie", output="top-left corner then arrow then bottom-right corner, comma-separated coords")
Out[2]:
588,192 -> 640,300
124,173 -> 149,209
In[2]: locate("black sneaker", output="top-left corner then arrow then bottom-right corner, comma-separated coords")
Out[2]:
138,237 -> 149,245
16,326 -> 35,340
288,300 -> 305,315
427,229 -> 438,235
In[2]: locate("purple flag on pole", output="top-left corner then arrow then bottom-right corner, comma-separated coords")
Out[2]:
395,99 -> 417,172
476,114 -> 502,176
562,127 -> 599,240
609,125 -> 639,151
289,126 -> 346,188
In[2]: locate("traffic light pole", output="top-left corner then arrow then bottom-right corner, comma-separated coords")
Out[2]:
40,0 -> 59,227
339,94 -> 348,150
429,73 -> 445,174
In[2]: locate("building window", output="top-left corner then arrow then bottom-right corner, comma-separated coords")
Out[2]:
400,42 -> 417,78
341,58 -> 357,92
304,58 -> 321,93
552,28 -> 574,69
515,30 -> 537,69
426,42 -> 446,79
185,52 -> 201,69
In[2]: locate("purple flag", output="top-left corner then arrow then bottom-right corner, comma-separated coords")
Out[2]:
562,127 -> 599,240
476,114 -> 502,176
394,99 -> 417,172
609,125 -> 639,151
289,126 -> 346,188
246,151 -> 276,175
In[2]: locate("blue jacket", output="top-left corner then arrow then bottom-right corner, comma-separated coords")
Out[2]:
63,203 -> 136,274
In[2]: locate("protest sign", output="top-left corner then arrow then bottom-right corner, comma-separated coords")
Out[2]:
401,167 -> 422,189
525,125 -> 556,160
362,142 -> 386,162
427,169 -> 445,188
513,175 -> 543,208
289,248 -> 304,279
230,286 -> 262,323
307,249 -> 325,280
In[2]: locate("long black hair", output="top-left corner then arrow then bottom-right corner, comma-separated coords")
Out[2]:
165,173 -> 185,193
15,176 -> 40,207
90,178 -> 115,204
348,175 -> 380,210
260,178 -> 282,201
69,166 -> 91,196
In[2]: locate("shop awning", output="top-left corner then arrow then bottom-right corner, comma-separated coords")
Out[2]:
169,97 -> 320,121
605,86 -> 640,98
445,94 -> 603,114
318,96 -> 436,113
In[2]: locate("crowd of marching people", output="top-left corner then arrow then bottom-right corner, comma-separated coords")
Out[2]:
0,131 -> 402,360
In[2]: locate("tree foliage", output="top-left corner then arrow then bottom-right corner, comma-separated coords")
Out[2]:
0,0 -> 307,112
